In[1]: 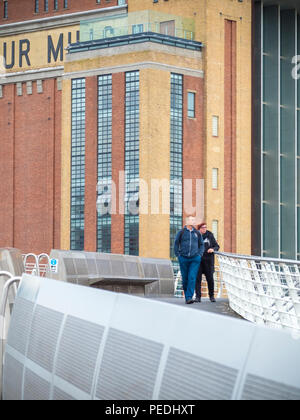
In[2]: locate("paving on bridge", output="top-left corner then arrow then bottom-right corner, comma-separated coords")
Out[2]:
148,297 -> 244,320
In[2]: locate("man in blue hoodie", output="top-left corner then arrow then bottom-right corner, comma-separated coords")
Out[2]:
174,216 -> 204,304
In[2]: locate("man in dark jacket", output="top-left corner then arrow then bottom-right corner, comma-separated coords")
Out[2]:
195,223 -> 220,303
174,216 -> 204,304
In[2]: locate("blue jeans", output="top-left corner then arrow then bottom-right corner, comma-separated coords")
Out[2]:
178,255 -> 201,301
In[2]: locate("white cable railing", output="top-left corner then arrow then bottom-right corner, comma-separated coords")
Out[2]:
174,267 -> 226,299
216,252 -> 300,333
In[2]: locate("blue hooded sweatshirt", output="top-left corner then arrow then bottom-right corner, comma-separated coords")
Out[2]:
174,227 -> 204,258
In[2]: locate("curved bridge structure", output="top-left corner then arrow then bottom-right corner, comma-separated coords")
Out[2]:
2,274 -> 300,400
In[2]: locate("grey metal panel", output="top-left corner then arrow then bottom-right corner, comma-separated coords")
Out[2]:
262,6 -> 280,258
280,9 -> 296,259
23,368 -> 51,401
47,250 -> 174,297
252,1 -> 263,256
6,297 -> 34,355
96,328 -> 163,400
242,374 -> 300,400
27,305 -> 64,372
159,347 -> 238,400
55,316 -> 104,393
141,261 -> 159,279
6,274 -> 300,400
95,257 -> 112,276
2,353 -> 24,401
63,258 -> 77,276
238,326 -> 300,400
53,387 -> 76,400
0,248 -> 25,276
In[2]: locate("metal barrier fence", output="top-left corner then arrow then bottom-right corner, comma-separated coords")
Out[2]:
174,267 -> 227,299
216,252 -> 300,333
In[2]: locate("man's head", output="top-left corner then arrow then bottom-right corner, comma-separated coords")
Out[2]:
198,222 -> 207,235
185,216 -> 196,228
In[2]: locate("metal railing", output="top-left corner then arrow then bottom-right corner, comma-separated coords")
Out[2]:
216,252 -> 300,333
174,267 -> 227,299
22,253 -> 50,277
0,275 -> 21,398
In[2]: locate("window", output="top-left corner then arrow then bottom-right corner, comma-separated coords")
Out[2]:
118,0 -> 126,4
3,1 -> 8,18
97,75 -> 112,253
44,0 -> 48,12
132,24 -> 144,34
63,0 -> 68,8
70,78 -> 86,251
187,92 -> 195,118
212,220 -> 219,240
212,168 -> 219,190
212,115 -> 219,137
170,73 -> 183,260
34,0 -> 39,13
96,0 -> 101,3
54,0 -> 58,10
124,71 -> 140,256
104,26 -> 114,37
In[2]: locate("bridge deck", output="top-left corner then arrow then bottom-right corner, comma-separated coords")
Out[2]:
149,297 -> 244,320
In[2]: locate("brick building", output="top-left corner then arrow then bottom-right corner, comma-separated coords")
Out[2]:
0,0 -> 253,261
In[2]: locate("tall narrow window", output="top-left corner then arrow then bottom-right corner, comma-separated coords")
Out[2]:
212,115 -> 219,137
97,75 -> 112,253
187,91 -> 195,118
124,71 -> 140,256
3,1 -> 8,18
71,79 -> 86,251
44,0 -> 48,12
54,0 -> 58,10
212,168 -> 219,190
170,74 -> 183,262
34,0 -> 39,13
64,0 -> 68,8
212,220 -> 219,240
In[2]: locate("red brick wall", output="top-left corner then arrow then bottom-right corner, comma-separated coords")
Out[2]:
182,75 -> 204,223
111,72 -> 125,254
224,19 -> 237,253
84,76 -> 98,252
0,79 -> 61,254
0,0 -> 123,25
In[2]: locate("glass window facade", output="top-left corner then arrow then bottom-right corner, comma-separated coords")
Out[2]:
124,71 -> 140,256
71,79 -> 86,250
254,3 -> 300,260
170,73 -> 183,263
97,75 -> 112,253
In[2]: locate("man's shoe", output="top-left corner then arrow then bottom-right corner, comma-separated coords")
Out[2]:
194,297 -> 201,303
210,297 -> 216,303
186,299 -> 194,304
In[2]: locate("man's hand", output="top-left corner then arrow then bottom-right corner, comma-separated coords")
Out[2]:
207,248 -> 214,254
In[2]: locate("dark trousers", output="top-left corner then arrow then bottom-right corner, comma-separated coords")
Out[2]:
196,259 -> 215,299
